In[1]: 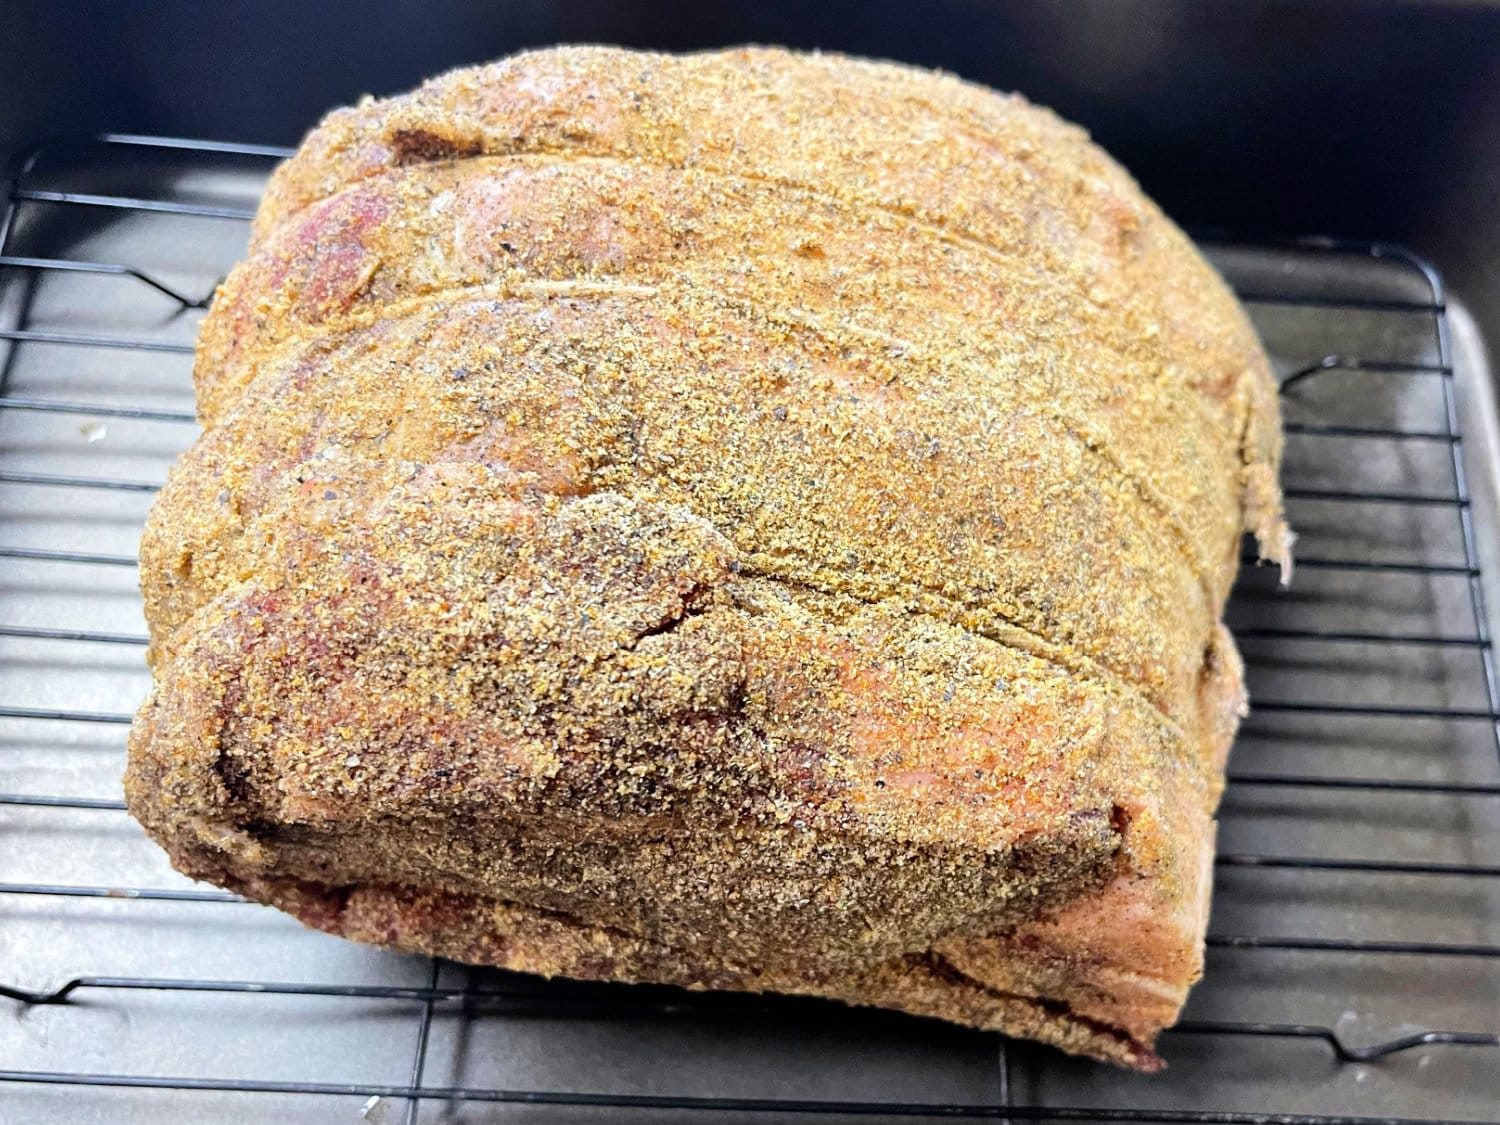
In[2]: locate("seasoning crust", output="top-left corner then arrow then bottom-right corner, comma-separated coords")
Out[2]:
126,45 -> 1288,1070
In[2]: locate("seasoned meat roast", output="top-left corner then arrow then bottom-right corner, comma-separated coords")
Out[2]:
126,46 -> 1290,1070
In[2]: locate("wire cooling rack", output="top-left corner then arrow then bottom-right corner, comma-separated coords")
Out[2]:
0,135 -> 1496,1124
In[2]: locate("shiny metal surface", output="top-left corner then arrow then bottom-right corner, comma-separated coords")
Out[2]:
0,138 -> 1495,1123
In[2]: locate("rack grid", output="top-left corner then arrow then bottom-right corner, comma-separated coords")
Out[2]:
0,135 -> 1495,1123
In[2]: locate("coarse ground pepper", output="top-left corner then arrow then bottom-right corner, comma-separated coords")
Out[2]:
126,46 -> 1288,1070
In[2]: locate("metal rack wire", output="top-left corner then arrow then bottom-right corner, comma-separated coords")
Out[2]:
0,135 -> 1496,1123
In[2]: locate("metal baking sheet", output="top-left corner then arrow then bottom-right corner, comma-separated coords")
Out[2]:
0,138 -> 1496,1123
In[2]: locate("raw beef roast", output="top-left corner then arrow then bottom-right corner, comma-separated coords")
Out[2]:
126,45 -> 1290,1069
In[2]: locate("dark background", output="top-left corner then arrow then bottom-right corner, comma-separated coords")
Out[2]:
5,0 -> 1500,318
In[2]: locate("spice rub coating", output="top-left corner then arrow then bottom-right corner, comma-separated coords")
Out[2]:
127,46 -> 1288,1070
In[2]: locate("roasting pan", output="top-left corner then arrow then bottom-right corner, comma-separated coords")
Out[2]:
2,6 -> 1499,1123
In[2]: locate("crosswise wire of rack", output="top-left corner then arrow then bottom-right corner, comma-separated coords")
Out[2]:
0,133 -> 1496,1124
